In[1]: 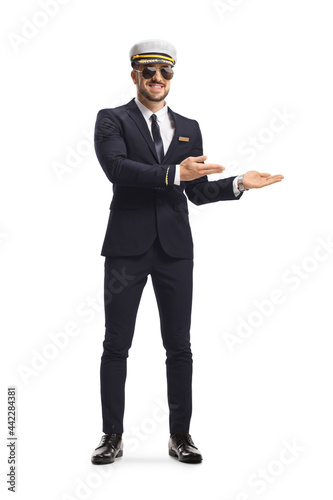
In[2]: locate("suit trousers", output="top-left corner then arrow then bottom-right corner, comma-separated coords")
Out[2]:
100,236 -> 194,435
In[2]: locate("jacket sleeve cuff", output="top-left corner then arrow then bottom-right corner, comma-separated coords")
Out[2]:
165,164 -> 176,187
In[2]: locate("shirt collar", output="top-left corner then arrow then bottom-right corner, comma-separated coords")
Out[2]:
134,97 -> 169,123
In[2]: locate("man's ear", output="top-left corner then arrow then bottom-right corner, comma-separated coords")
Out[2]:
131,69 -> 137,84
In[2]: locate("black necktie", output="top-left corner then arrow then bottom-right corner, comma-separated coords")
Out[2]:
151,114 -> 164,163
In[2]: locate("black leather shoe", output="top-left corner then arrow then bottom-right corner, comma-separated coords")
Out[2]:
91,433 -> 123,464
168,433 -> 203,463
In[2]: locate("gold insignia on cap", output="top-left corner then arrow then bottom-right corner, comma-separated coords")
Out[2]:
132,54 -> 175,65
178,136 -> 190,142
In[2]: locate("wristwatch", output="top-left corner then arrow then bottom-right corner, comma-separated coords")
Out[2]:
237,174 -> 249,192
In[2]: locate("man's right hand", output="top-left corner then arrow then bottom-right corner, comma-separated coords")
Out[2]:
179,155 -> 225,181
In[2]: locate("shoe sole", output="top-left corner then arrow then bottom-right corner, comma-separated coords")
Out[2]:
169,448 -> 202,463
91,449 -> 123,464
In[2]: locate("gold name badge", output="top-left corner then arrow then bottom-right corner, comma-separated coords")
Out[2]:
178,136 -> 190,142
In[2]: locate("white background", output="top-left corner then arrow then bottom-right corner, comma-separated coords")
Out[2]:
1,0 -> 333,499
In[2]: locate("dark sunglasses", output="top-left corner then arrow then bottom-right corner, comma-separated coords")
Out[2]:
134,66 -> 174,81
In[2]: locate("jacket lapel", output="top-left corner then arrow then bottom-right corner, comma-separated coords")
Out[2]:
126,99 -> 158,162
163,106 -> 179,164
125,99 -> 182,165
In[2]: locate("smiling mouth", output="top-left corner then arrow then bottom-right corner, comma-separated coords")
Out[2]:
148,83 -> 165,90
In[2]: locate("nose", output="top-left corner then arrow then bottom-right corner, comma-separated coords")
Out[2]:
152,68 -> 165,81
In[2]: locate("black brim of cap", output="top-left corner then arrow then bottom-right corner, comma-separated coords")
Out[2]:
131,52 -> 175,66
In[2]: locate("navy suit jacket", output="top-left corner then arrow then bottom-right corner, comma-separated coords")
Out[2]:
94,98 -> 242,259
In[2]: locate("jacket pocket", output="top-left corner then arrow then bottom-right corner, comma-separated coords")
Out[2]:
173,202 -> 189,214
111,202 -> 141,210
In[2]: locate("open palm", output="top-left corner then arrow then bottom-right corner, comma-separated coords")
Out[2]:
243,170 -> 284,189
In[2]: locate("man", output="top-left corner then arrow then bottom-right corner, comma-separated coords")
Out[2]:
91,39 -> 284,465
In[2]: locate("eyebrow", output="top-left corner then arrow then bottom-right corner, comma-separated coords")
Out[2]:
141,64 -> 171,68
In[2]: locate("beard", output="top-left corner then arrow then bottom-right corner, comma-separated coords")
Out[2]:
137,82 -> 169,102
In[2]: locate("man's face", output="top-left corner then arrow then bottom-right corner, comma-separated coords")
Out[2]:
131,63 -> 172,102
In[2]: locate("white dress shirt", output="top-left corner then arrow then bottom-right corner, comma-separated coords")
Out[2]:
134,98 -> 241,195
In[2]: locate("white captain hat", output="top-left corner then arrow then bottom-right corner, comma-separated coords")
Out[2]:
129,39 -> 177,67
